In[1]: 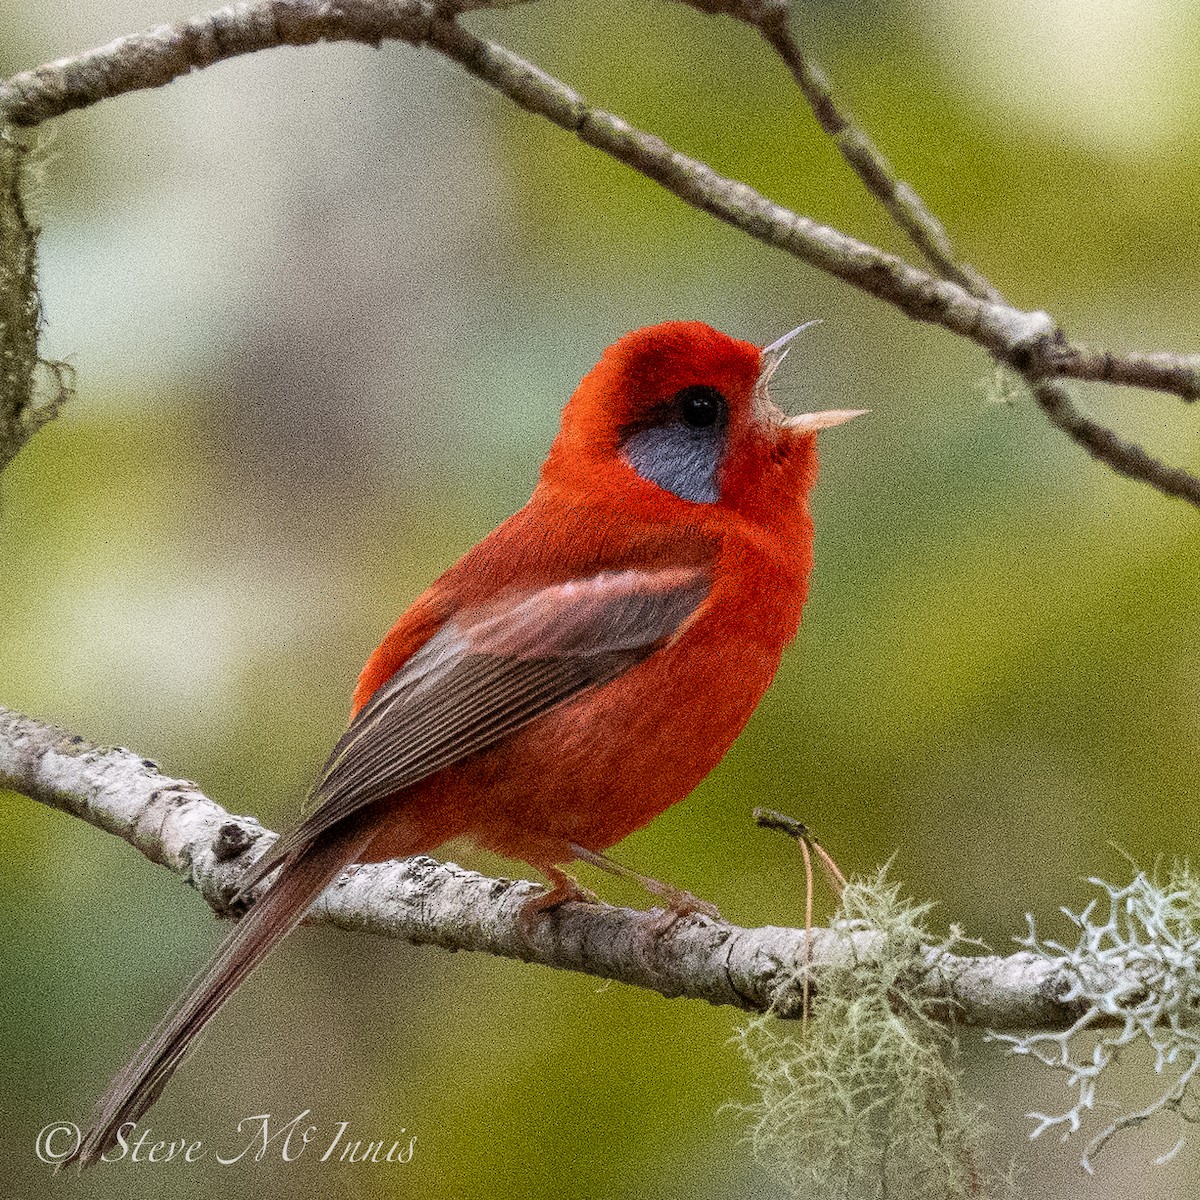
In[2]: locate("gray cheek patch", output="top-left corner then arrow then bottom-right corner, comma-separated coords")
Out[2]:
622,422 -> 725,504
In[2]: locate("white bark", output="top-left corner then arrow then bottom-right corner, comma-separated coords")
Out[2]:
1,703 -> 1107,1029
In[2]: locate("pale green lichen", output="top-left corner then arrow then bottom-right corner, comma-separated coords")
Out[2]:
0,126 -> 72,472
733,869 -> 1018,1200
994,867 -> 1200,1173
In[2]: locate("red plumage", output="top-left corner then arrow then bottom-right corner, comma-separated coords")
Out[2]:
68,319 -> 862,1167
356,324 -> 815,864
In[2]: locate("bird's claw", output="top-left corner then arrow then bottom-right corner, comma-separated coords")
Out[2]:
517,877 -> 598,944
647,889 -> 721,936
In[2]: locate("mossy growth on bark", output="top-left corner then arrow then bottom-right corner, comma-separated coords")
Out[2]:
734,869 -> 1019,1199
0,127 -> 71,473
997,865 -> 1200,1173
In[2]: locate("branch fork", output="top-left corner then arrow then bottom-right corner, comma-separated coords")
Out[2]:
2,0 -> 1197,499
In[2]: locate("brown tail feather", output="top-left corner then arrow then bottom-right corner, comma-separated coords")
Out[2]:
65,820 -> 374,1169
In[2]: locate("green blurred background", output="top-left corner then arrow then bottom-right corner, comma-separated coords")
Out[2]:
3,0 -> 1199,1196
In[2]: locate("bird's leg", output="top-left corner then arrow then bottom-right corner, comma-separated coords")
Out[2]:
568,843 -> 721,929
517,865 -> 597,941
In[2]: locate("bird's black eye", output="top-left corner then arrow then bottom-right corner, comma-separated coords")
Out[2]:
675,385 -> 725,429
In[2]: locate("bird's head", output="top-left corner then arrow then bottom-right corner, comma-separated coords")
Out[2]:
543,320 -> 865,532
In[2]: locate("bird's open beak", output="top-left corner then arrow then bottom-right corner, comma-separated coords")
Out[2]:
755,322 -> 869,432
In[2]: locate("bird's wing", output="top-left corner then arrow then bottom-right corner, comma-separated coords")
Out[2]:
241,566 -> 710,890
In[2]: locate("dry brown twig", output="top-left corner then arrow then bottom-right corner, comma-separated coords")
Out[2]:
753,807 -> 848,1026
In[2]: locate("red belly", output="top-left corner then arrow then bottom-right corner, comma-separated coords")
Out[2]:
361,573 -> 797,871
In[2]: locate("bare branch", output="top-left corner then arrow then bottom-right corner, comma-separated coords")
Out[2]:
1034,339 -> 1200,401
0,703 -> 1166,1031
694,0 -> 1001,301
0,0 -> 1197,502
685,0 -> 1200,502
0,4 -> 1046,353
1021,373 -> 1200,504
0,3 -> 1180,390
685,0 -> 1200,408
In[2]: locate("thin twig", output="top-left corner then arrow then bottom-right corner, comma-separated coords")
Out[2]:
723,0 -> 1001,301
753,806 -> 847,895
689,0 -> 1200,503
1024,374 -> 1200,505
800,832 -> 813,1027
1035,339 -> 1200,402
681,0 -> 1200,405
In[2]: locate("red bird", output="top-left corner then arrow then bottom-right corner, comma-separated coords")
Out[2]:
70,319 -> 863,1166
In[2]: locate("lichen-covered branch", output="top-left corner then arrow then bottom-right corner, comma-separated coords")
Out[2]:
0,702 -> 1162,1031
0,131 -> 36,467
0,130 -> 72,470
736,874 -> 1011,1198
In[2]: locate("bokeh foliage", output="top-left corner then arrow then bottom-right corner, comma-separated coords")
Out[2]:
2,1 -> 1199,1197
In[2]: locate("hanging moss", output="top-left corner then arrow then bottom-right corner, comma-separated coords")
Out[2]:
734,869 -> 1021,1200
0,126 -> 71,472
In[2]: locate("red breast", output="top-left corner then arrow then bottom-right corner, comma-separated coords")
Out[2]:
355,320 -> 841,864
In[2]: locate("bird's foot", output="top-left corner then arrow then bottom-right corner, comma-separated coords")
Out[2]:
647,888 -> 721,936
517,871 -> 597,943
567,843 -> 721,933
